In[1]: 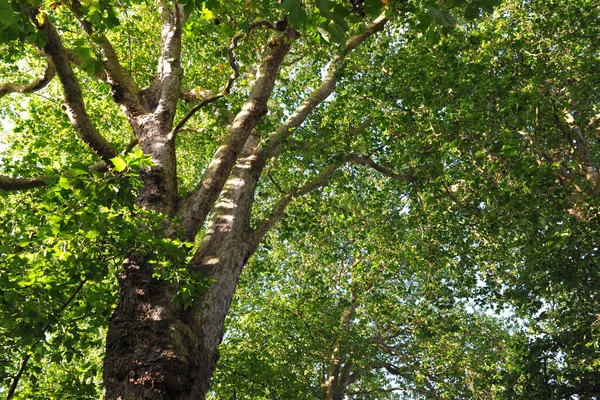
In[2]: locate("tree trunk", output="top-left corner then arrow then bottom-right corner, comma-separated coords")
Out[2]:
104,253 -> 205,399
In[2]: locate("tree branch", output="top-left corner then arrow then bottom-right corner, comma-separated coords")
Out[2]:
345,386 -> 408,396
176,28 -> 299,241
249,156 -> 349,252
172,20 -> 275,137
0,175 -> 48,191
0,60 -> 55,99
253,14 -> 389,163
347,155 -> 413,182
30,8 -> 118,164
148,0 -> 187,125
6,279 -> 87,400
64,0 -> 143,113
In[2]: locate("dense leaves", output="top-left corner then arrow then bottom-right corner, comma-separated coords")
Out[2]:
0,0 -> 598,398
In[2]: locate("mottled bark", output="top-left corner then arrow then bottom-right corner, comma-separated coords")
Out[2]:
176,29 -> 298,241
104,253 -> 204,400
323,300 -> 359,400
0,59 -> 55,99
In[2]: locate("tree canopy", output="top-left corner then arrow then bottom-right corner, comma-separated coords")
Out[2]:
0,0 -> 599,399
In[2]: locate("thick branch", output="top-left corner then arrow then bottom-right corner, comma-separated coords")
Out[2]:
150,0 -> 187,125
172,20 -> 275,137
0,60 -> 55,99
65,0 -> 142,113
254,15 -> 389,163
176,29 -> 298,241
31,9 -> 118,164
0,175 -> 48,191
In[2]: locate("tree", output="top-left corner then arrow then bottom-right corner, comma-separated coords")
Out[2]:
0,0 -> 504,398
2,0 -> 598,399
210,176 -> 510,399
207,0 -> 600,398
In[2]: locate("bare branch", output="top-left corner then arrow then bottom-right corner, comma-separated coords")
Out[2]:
0,60 -> 55,99
150,0 -> 187,124
343,14 -> 388,56
0,175 -> 48,191
30,10 -> 119,164
345,386 -> 408,396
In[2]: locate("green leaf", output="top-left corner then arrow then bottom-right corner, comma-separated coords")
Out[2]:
58,176 -> 73,190
428,7 -> 456,27
316,0 -> 332,18
85,230 -> 100,240
464,4 -> 480,19
110,156 -> 128,172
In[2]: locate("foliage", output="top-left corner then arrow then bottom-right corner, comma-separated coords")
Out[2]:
0,0 -> 598,398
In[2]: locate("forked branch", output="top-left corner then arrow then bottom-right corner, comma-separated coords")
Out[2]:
176,28 -> 299,241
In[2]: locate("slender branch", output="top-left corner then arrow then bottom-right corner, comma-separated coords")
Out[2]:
0,60 -> 55,99
123,137 -> 139,154
250,156 -> 349,251
347,155 -> 413,182
6,279 -> 87,400
30,8 -> 118,164
62,48 -> 108,82
267,171 -> 285,194
345,386 -> 408,395
170,95 -> 224,138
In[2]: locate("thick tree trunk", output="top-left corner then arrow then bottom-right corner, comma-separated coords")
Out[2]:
104,253 -> 204,399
